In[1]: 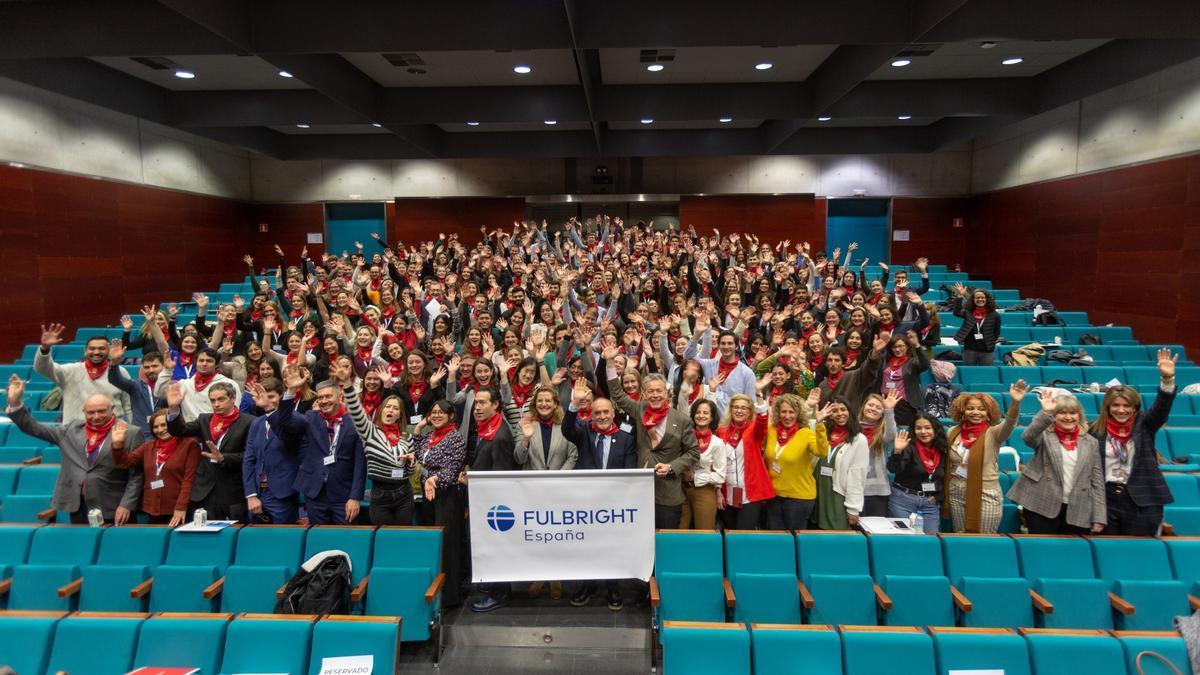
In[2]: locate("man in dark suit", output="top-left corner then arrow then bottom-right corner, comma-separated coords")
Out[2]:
276,369 -> 366,525
241,378 -> 299,524
467,386 -> 516,613
562,378 -> 638,610
167,380 -> 254,522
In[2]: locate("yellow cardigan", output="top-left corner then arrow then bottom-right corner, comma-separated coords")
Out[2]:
765,424 -> 830,500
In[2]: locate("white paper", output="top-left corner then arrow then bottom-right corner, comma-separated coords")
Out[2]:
940,337 -> 959,346
1105,378 -> 1123,388
949,671 -> 1004,675
306,232 -> 324,244
319,654 -> 374,675
174,520 -> 237,533
858,517 -> 921,535
893,229 -> 910,241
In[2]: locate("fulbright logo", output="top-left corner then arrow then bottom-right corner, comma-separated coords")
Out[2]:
486,505 -> 516,532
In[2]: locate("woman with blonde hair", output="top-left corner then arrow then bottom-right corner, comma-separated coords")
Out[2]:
858,391 -> 899,517
717,393 -> 776,530
944,381 -> 1030,533
760,391 -> 828,530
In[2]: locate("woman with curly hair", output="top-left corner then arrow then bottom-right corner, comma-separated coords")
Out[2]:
951,284 -> 1001,366
943,381 -> 1029,533
760,392 -> 827,530
887,411 -> 949,533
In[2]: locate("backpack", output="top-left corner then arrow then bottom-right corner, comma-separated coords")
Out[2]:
1003,344 -> 1045,367
1079,333 -> 1101,346
923,382 -> 962,419
275,551 -> 352,615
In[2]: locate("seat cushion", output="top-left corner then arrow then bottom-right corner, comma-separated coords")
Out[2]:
1114,579 -> 1191,631
1035,578 -> 1112,630
807,574 -> 877,626
0,615 -> 60,675
8,564 -> 79,611
881,575 -> 955,627
221,565 -> 290,614
959,577 -> 1034,629
732,572 -> 801,625
149,565 -> 219,613
657,572 -> 727,626
79,565 -> 150,612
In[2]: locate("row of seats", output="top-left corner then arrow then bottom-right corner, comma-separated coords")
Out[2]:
949,364 -> 1200,388
651,531 -> 1200,632
0,524 -> 444,642
939,344 -> 1191,367
662,623 -> 1190,675
0,611 -> 400,675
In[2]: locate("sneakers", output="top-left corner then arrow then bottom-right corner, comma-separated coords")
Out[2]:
550,580 -> 563,599
570,585 -> 596,607
607,590 -> 624,611
527,581 -> 544,598
471,593 -> 510,613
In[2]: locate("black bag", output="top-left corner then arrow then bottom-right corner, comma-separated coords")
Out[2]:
1033,311 -> 1063,326
1044,378 -> 1079,388
938,349 -> 963,362
1079,333 -> 1101,345
275,551 -> 352,615
923,382 -> 962,419
1046,349 -> 1076,364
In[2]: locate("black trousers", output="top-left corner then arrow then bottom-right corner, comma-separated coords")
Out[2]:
369,482 -> 415,526
189,491 -> 247,523
1024,504 -> 1089,535
720,502 -> 765,531
433,486 -> 466,607
654,503 -> 683,530
860,495 -> 890,518
766,497 -> 817,530
1102,483 -> 1164,536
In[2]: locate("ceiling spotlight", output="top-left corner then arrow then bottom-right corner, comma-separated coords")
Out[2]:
897,115 -> 912,120
755,62 -> 773,70
513,65 -> 532,74
371,123 -> 382,128
646,64 -> 664,72
278,70 -> 293,78
817,116 -> 832,121
980,41 -> 998,49
1002,57 -> 1024,65
718,117 -> 733,123
890,59 -> 911,67
173,70 -> 195,79
296,123 -> 310,128
544,120 -> 557,125
466,121 -> 480,126
640,118 -> 653,124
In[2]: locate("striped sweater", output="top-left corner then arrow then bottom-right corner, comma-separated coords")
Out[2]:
343,384 -> 414,484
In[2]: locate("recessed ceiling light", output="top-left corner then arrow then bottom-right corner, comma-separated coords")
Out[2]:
466,121 -> 480,126
897,115 -> 912,120
755,62 -> 773,70
278,70 -> 293,78
640,118 -> 653,124
371,123 -> 382,128
544,120 -> 556,125
890,59 -> 911,67
646,64 -> 664,72
173,70 -> 195,79
513,65 -> 532,74
818,116 -> 832,121
980,41 -> 998,49
296,124 -> 310,128
1002,57 -> 1024,65
718,117 -> 733,123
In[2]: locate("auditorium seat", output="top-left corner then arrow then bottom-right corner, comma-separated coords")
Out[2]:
79,525 -> 170,612
362,526 -> 444,642
940,535 -> 1039,629
866,534 -> 955,627
841,626 -> 935,675
0,610 -> 65,675
1012,535 -> 1113,630
308,615 -> 401,675
652,531 -> 729,629
7,525 -> 102,611
130,613 -> 229,675
1024,631 -> 1126,675
930,627 -> 1031,675
217,524 -> 307,614
0,446 -> 39,463
0,465 -> 59,523
1089,537 -> 1191,630
45,613 -> 145,675
1040,366 -> 1083,385
303,526 -> 374,604
661,621 -> 750,675
1166,429 -> 1200,462
1000,313 -> 1028,327
1164,538 -> 1200,598
1001,366 -> 1041,385
1029,327 -> 1065,344
1110,345 -> 1151,363
1163,474 -> 1200,535
148,525 -> 239,613
750,624 -> 841,675
219,614 -> 314,675
1058,312 -> 1090,326
795,531 -> 879,626
724,531 -> 802,625
1116,632 -> 1193,675
0,525 -> 36,608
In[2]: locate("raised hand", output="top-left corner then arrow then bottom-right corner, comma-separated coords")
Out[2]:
7,374 -> 25,408
166,381 -> 184,409
447,354 -> 462,375
282,365 -> 309,393
233,294 -> 245,310
953,282 -> 968,297
1009,379 -> 1030,403
883,389 -> 900,409
167,303 -> 179,318
520,416 -> 536,440
274,244 -> 285,257
1158,348 -> 1179,379
815,402 -> 835,422
120,315 -> 134,331
430,365 -> 448,387
331,359 -> 355,385
708,368 -> 730,391
915,257 -> 928,272
1038,388 -> 1056,412
40,323 -> 65,348
871,331 -> 889,354
109,339 -> 126,363
193,293 -> 209,308
112,421 -> 128,446
202,440 -> 223,464
893,429 -> 910,452
161,351 -> 176,372
806,388 -> 821,411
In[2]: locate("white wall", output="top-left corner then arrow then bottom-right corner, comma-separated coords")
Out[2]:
972,56 -> 1200,192
0,77 -> 253,199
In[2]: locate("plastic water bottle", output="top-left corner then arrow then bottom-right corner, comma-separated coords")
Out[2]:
908,512 -> 918,529
193,508 -> 208,527
913,512 -> 925,534
87,508 -> 103,527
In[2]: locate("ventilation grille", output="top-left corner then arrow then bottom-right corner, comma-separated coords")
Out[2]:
639,49 -> 676,64
896,43 -> 942,57
382,52 -> 426,67
130,56 -> 180,70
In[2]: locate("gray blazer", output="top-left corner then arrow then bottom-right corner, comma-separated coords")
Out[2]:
8,404 -> 145,519
608,375 -> 700,507
515,423 -> 579,471
1006,411 -> 1106,529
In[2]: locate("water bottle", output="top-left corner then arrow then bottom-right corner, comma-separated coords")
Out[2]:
908,512 -> 918,529
193,508 -> 208,527
913,513 -> 925,534
87,508 -> 103,528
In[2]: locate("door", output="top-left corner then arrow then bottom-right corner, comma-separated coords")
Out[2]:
325,203 -> 387,257
825,198 -> 890,265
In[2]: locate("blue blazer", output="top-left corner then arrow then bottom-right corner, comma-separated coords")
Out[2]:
276,396 -> 366,504
562,407 -> 638,470
241,410 -> 299,499
108,366 -> 163,427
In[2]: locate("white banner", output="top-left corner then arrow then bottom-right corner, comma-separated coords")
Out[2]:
467,469 -> 656,583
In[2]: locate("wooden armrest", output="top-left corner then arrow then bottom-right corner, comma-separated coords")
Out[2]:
1190,595 -> 1200,612
1163,522 -> 1176,536
873,583 -> 893,611
723,578 -> 736,608
797,580 -> 814,609
21,456 -> 42,466
130,578 -> 153,599
202,578 -> 225,599
649,577 -> 660,608
56,578 -> 82,598
275,581 -> 288,600
0,578 -> 11,595
1109,592 -> 1136,616
37,507 -> 56,521
424,572 -> 445,603
950,586 -> 973,612
1031,589 -> 1054,614
350,575 -> 369,603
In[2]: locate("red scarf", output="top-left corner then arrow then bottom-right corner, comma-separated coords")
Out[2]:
887,355 -> 910,371
576,407 -> 592,421
286,351 -> 301,366
916,440 -> 940,473
718,419 -> 752,447
208,409 -> 240,443
826,369 -> 846,390
407,380 -> 428,403
695,427 -> 712,451
959,421 -> 989,448
154,437 -> 179,465
845,348 -> 860,366
776,424 -> 799,447
510,380 -> 534,408
642,404 -> 670,430
879,322 -> 896,335
477,412 -> 504,441
386,360 -> 404,381
808,353 -> 824,372
591,420 -> 619,436
249,309 -> 262,322
1054,425 -> 1080,451
626,388 -> 641,401
828,425 -> 849,448
305,335 -> 320,352
1106,418 -> 1134,443
178,351 -> 195,369
223,322 -> 236,339
356,346 -> 373,364
320,404 -> 348,438
430,424 -> 455,447
381,423 -> 402,447
84,416 -> 116,454
361,389 -> 382,418
194,371 -> 216,392
538,416 -> 556,428
769,384 -> 787,403
84,360 -> 108,380
861,422 -> 877,444
971,306 -> 988,322
717,357 -> 739,381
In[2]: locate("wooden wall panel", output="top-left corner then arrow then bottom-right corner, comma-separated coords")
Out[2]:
678,194 -> 823,248
246,203 -> 326,265
391,197 -> 526,248
890,197 -> 970,267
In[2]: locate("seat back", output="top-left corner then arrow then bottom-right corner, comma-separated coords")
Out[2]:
164,525 -> 239,567
940,535 -> 1020,584
1166,429 -> 1200,462
795,532 -> 869,581
14,465 -> 59,494
220,616 -> 314,675
132,615 -> 228,675
1117,634 -> 1193,675
751,625 -> 841,675
27,525 -> 103,565
0,613 -> 63,675
0,466 -> 19,498
372,526 -> 441,572
655,530 -> 723,574
1013,536 -> 1097,581
1165,538 -> 1200,592
931,629 -> 1031,675
868,533 -> 944,580
304,526 -> 375,584
1164,473 -> 1200,505
307,616 -> 400,675
97,525 -> 171,567
1089,537 -> 1173,582
234,525 -> 307,572
842,629 -> 934,675
662,622 -> 750,675
46,615 -> 144,675
0,524 -> 38,569
725,531 -> 797,576
1025,633 -> 1126,675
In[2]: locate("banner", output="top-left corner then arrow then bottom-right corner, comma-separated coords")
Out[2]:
467,469 -> 656,583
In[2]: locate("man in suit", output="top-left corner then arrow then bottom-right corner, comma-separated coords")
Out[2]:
107,341 -> 164,427
562,379 -> 638,610
155,347 -> 241,422
276,369 -> 366,525
166,380 -> 254,522
242,377 -> 300,524
467,386 -> 516,613
5,375 -> 144,524
603,342 -> 700,530
34,323 -> 133,424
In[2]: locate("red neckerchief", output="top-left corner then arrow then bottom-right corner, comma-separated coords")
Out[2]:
468,344 -> 483,358
305,336 -> 321,351
861,422 -> 877,444
972,306 -> 988,322
387,360 -> 404,381
826,369 -> 845,389
959,421 -> 989,448
361,389 -> 382,418
695,427 -> 712,451
84,360 -> 109,380
381,423 -> 402,447
538,416 -> 555,428
845,348 -> 860,366
286,351 -> 301,366
879,322 -> 896,334
776,423 -> 799,446
868,292 -> 885,305
717,358 -> 739,381
369,277 -> 382,291
916,440 -> 941,473
828,425 -> 849,448
1106,418 -> 1133,443
718,419 -> 752,446
381,306 -> 396,320
887,355 -> 910,371
642,404 -> 670,430
430,425 -> 455,447
507,366 -> 518,383
769,384 -> 787,403
223,323 -> 236,339
577,407 -> 592,421
510,380 -> 534,408
320,404 -> 348,437
407,380 -> 428,402
84,416 -> 116,454
154,437 -> 179,465
208,409 -> 240,442
179,351 -> 195,368
194,371 -> 217,392
627,389 -> 641,401
355,346 -> 373,364
808,354 -> 824,372
249,309 -> 263,322
1054,425 -> 1080,451
477,412 -> 504,441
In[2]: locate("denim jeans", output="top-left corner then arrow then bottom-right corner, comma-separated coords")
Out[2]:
766,497 -> 816,531
369,483 -> 415,526
887,485 -> 941,534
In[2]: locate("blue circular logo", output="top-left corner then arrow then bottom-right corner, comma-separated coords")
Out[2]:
486,505 -> 516,532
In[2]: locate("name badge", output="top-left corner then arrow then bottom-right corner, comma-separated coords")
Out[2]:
323,454 -> 337,466
954,465 -> 968,479
820,465 -> 834,477
150,480 -> 165,490
410,415 -> 423,425
921,481 -> 937,492
209,458 -> 218,463
770,462 -> 782,473
973,332 -> 984,340
390,468 -> 406,479
619,422 -> 633,433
